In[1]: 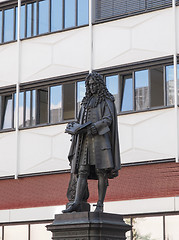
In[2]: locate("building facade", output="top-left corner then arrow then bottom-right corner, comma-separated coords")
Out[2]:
0,0 -> 179,239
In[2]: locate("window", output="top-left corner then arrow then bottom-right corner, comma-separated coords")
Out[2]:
0,95 -> 13,130
38,0 -> 49,35
50,85 -> 62,123
20,5 -> 25,39
30,223 -> 52,240
0,11 -> 2,43
51,0 -> 63,32
77,81 -> 85,115
120,74 -> 133,112
135,70 -> 149,111
77,0 -> 89,26
94,0 -> 172,23
37,88 -> 48,124
150,66 -> 164,108
106,75 -> 119,113
64,0 -> 76,29
4,225 -> 28,240
4,8 -> 14,42
166,64 -> 179,106
27,4 -> 33,38
63,83 -> 75,120
165,215 -> 179,240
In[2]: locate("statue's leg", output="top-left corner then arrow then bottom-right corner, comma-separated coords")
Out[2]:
62,166 -> 89,213
94,169 -> 108,212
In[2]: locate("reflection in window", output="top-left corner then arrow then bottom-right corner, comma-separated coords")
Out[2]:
120,75 -> 133,112
4,225 -> 28,240
27,4 -> 32,38
64,0 -> 76,28
63,83 -> 75,120
4,8 -> 14,42
30,223 -> 52,240
25,91 -> 31,127
165,215 -> 179,240
50,85 -> 62,123
14,92 -> 24,128
166,65 -> 179,106
77,0 -> 89,26
77,81 -> 85,115
135,70 -> 149,111
106,75 -> 119,113
51,0 -> 63,32
150,66 -> 164,108
39,0 -> 49,35
32,90 -> 36,126
20,5 -> 25,39
37,88 -> 48,124
132,217 -> 163,240
0,11 -> 2,43
2,95 -> 13,129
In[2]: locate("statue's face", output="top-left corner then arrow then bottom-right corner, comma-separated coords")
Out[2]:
89,78 -> 98,94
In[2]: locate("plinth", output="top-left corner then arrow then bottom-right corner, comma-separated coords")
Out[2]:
47,212 -> 131,240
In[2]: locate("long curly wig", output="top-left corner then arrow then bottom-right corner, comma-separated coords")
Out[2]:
81,71 -> 114,108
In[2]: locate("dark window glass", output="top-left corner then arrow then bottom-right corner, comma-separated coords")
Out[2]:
33,2 -> 37,36
32,90 -> 36,126
4,8 -> 14,42
50,85 -> 62,123
77,81 -> 85,115
27,4 -> 33,38
150,66 -> 164,108
0,11 -> 2,43
2,95 -> 13,129
63,83 -> 75,120
25,91 -> 31,127
37,88 -> 48,124
77,0 -> 89,26
64,0 -> 76,28
106,75 -> 119,113
20,5 -> 25,39
135,70 -> 149,111
121,74 -> 133,112
51,0 -> 63,32
39,0 -> 49,35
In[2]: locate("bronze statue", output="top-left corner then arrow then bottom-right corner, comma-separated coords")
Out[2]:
63,71 -> 121,213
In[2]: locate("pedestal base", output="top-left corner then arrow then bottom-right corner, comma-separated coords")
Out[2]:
47,212 -> 131,240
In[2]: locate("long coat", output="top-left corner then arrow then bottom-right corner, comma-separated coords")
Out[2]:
68,97 -> 121,179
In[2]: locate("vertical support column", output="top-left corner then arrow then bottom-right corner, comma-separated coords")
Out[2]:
172,0 -> 179,162
15,0 -> 21,179
89,0 -> 93,73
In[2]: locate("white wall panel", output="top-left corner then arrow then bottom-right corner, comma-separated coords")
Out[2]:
18,108 -> 175,175
119,108 -> 176,164
0,132 -> 16,176
19,124 -> 71,175
21,27 -> 90,83
93,8 -> 173,69
0,43 -> 18,87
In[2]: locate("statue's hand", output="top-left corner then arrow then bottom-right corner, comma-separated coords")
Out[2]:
90,124 -> 98,135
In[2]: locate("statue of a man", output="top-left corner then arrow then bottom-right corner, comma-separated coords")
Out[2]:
63,71 -> 121,213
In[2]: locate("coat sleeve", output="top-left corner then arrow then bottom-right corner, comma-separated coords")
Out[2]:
93,101 -> 112,135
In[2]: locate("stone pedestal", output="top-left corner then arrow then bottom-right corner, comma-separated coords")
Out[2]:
47,212 -> 131,240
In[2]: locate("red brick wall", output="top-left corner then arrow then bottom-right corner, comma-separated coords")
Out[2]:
0,162 -> 179,210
